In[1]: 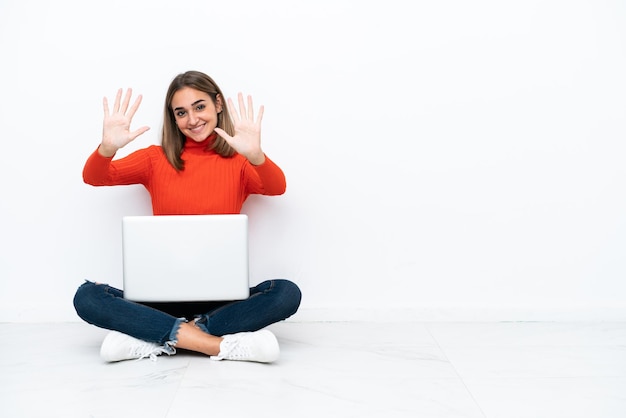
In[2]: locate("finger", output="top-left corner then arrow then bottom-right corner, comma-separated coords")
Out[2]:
256,104 -> 264,126
103,97 -> 110,117
227,97 -> 240,123
237,92 -> 247,120
214,127 -> 233,141
128,126 -> 150,141
247,95 -> 254,121
113,88 -> 123,113
127,94 -> 143,120
120,88 -> 132,114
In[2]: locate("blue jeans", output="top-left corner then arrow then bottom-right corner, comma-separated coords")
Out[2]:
73,279 -> 301,346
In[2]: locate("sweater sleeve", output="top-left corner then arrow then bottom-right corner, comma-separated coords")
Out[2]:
244,154 -> 287,196
82,147 -> 153,187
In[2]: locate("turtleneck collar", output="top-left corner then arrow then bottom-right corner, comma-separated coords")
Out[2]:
183,132 -> 218,154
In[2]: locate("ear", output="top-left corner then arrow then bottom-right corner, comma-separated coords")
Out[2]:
215,94 -> 223,113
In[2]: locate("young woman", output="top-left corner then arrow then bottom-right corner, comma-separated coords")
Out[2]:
73,71 -> 301,363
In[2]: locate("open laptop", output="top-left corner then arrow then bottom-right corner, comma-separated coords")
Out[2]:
122,214 -> 250,302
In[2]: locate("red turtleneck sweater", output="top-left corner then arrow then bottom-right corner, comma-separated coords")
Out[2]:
83,137 -> 286,215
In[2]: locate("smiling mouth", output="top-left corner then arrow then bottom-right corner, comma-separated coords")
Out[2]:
189,123 -> 206,133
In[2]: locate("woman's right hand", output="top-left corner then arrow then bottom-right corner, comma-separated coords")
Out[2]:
99,88 -> 150,157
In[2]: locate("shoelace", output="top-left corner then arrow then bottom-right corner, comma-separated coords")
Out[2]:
130,343 -> 167,362
223,338 -> 253,360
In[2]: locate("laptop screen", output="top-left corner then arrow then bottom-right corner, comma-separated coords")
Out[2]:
122,214 -> 250,302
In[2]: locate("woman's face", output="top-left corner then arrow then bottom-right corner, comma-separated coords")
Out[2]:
171,87 -> 222,142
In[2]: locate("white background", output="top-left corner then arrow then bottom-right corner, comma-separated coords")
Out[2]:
1,0 -> 625,321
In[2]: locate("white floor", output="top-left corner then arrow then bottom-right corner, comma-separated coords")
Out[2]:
1,321 -> 625,418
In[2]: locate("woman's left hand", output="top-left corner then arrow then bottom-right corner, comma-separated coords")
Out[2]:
214,93 -> 266,165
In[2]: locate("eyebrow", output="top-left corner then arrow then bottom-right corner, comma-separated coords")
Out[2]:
173,99 -> 206,112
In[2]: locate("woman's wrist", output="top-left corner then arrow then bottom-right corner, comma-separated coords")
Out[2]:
98,143 -> 118,158
247,152 -> 266,166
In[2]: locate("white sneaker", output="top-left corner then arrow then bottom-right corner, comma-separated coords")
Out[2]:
211,330 -> 279,363
100,331 -> 174,362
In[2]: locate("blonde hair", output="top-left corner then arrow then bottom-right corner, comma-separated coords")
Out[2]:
162,71 -> 235,171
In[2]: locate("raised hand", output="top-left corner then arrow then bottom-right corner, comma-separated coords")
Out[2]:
214,93 -> 265,165
99,88 -> 150,157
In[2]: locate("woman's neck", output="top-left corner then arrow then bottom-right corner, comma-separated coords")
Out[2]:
184,132 -> 218,152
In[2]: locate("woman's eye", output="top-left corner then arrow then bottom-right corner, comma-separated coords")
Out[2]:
196,104 -> 205,111
176,111 -> 186,117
